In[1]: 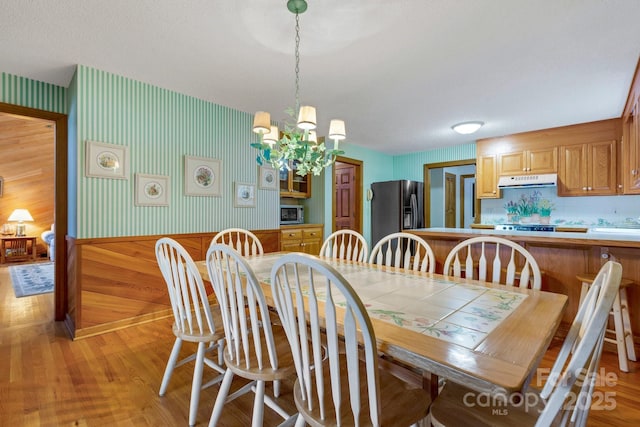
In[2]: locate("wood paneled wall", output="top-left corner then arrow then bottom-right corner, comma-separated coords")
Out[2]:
0,113 -> 55,256
67,229 -> 280,339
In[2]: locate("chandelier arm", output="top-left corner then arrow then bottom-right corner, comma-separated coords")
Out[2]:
294,12 -> 300,114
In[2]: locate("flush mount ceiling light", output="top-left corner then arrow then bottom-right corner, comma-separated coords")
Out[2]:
250,0 -> 345,176
451,121 -> 484,135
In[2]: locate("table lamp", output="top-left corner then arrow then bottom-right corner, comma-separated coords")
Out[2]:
8,209 -> 34,236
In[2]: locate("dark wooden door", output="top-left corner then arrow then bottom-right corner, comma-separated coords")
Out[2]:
445,172 -> 456,228
335,162 -> 356,230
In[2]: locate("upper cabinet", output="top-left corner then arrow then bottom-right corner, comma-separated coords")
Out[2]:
623,66 -> 640,194
498,147 -> 557,176
476,118 -> 621,199
558,140 -> 617,196
477,154 -> 500,198
280,160 -> 312,198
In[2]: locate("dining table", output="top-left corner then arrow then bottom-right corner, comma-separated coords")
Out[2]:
196,251 -> 568,398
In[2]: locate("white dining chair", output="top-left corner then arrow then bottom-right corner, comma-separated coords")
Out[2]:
270,252 -> 431,426
155,237 -> 226,427
369,232 -> 435,273
319,229 -> 369,262
210,227 -> 264,256
430,260 -> 623,427
205,244 -> 297,427
443,236 -> 542,289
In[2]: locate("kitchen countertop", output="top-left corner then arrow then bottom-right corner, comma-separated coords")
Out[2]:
410,227 -> 640,248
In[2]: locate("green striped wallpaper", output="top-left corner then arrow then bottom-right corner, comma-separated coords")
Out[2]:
76,65 -> 279,238
1,72 -> 68,114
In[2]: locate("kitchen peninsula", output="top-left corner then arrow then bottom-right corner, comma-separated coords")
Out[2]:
408,228 -> 640,337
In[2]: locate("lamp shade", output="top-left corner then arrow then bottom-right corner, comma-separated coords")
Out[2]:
307,130 -> 318,143
297,106 -> 317,130
263,125 -> 279,146
8,209 -> 34,222
252,111 -> 271,134
329,119 -> 346,141
451,121 -> 484,135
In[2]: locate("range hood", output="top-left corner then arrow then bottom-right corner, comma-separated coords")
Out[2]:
497,173 -> 558,189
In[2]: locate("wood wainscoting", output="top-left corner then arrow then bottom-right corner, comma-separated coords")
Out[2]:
65,229 -> 280,339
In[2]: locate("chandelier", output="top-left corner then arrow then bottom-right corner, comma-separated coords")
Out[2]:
250,0 -> 346,176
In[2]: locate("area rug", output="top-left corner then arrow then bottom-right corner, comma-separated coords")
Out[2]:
9,262 -> 54,298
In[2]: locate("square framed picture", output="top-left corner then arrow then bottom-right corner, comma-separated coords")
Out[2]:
135,174 -> 170,206
258,166 -> 278,190
234,182 -> 256,208
184,155 -> 222,196
85,140 -> 129,179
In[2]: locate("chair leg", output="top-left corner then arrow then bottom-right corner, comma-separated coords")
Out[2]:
610,293 -> 630,372
252,380 -> 266,427
189,342 -> 207,426
294,414 -> 306,427
619,287 -> 637,361
209,369 -> 235,427
159,337 -> 182,396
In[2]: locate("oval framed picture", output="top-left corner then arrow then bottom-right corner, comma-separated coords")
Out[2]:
259,166 -> 278,190
184,155 -> 222,196
135,174 -> 169,206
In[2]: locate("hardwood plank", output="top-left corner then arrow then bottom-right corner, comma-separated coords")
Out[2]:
1,264 -> 638,426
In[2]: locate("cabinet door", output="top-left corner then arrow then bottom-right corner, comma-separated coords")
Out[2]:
302,228 -> 322,255
477,155 -> 500,198
498,151 -> 527,175
528,147 -> 557,173
280,161 -> 312,198
558,144 -> 588,196
588,140 -> 616,195
625,98 -> 640,193
281,229 -> 302,251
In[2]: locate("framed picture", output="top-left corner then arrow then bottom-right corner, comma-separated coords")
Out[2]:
85,140 -> 129,179
234,182 -> 256,208
258,166 -> 278,190
184,155 -> 222,196
135,174 -> 170,206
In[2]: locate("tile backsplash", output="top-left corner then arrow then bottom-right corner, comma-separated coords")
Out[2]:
481,188 -> 640,227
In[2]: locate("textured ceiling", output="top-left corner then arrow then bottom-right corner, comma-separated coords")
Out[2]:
1,0 -> 640,154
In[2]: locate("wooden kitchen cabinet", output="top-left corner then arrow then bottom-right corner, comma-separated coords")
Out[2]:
558,140 -> 617,196
280,225 -> 323,254
498,147 -> 557,176
280,160 -> 311,198
623,96 -> 640,194
477,154 -> 500,199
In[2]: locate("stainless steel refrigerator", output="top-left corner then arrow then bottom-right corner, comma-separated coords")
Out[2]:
370,180 -> 424,246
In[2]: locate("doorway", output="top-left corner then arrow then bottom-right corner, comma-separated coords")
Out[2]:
332,157 -> 363,233
0,102 -> 68,321
460,174 -> 475,228
423,159 -> 479,228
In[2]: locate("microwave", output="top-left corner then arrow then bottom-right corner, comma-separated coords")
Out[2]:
280,205 -> 304,225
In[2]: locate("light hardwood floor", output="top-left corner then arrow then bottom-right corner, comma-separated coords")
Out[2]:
1,264 -> 639,426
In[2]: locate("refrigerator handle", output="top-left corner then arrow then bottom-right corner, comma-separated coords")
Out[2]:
410,193 -> 418,229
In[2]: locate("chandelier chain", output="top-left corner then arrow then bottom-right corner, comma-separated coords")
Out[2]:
294,13 -> 301,113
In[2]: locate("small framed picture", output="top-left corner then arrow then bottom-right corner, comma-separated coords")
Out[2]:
85,140 -> 129,179
135,174 -> 170,206
184,155 -> 222,197
234,182 -> 256,208
258,166 -> 278,190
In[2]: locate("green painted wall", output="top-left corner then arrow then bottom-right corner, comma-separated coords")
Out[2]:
393,143 -> 476,181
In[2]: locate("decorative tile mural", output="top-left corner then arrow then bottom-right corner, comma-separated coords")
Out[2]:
482,187 -> 640,227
